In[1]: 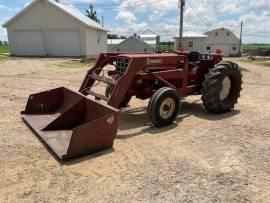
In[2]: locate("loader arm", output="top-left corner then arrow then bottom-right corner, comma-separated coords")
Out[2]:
79,53 -> 187,108
79,53 -> 122,95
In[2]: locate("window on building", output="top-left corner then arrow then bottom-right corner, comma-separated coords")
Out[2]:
233,47 -> 237,51
206,46 -> 211,50
188,41 -> 194,48
227,32 -> 230,36
215,32 -> 218,36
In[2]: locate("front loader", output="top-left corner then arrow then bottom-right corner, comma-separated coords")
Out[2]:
22,51 -> 242,159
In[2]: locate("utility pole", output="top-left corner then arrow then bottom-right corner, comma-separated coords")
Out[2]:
178,0 -> 185,49
239,21 -> 243,57
102,16 -> 104,27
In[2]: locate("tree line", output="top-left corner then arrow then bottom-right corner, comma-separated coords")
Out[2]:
0,41 -> 9,46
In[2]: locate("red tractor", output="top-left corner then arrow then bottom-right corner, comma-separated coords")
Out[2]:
80,51 -> 242,126
22,51 -> 242,159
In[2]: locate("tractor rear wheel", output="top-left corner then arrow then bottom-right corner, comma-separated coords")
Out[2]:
201,61 -> 242,113
105,84 -> 131,108
148,87 -> 180,127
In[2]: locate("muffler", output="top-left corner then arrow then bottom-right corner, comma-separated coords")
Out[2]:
21,87 -> 119,159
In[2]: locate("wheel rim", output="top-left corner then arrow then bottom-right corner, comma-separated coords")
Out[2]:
159,98 -> 176,119
220,76 -> 231,100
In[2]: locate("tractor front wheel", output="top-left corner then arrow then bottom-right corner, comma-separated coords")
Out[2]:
201,61 -> 242,113
148,87 -> 180,127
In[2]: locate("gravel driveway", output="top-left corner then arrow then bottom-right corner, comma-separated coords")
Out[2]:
0,57 -> 269,202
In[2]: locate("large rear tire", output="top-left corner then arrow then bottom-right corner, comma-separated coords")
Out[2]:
148,87 -> 180,127
105,84 -> 131,108
201,61 -> 242,113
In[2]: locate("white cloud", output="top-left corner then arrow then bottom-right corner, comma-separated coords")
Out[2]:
1,0 -> 269,43
115,10 -> 137,23
110,0 -> 270,43
108,22 -> 148,35
0,4 -> 20,12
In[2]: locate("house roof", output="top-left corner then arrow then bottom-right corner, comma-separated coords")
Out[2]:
143,40 -> 157,45
174,31 -> 208,38
107,39 -> 125,45
2,0 -> 108,31
204,27 -> 227,35
140,29 -> 159,37
112,36 -> 154,51
204,27 -> 239,38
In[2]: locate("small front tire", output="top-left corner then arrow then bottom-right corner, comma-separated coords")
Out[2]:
148,87 -> 180,127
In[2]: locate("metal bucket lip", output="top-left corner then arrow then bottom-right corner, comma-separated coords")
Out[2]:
21,87 -> 120,115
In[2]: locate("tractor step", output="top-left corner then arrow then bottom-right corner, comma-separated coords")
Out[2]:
91,73 -> 117,85
87,90 -> 110,102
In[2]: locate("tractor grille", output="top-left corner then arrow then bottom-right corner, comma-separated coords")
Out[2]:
116,57 -> 129,75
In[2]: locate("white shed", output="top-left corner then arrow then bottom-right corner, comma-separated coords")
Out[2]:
174,31 -> 208,53
2,0 -> 108,57
107,39 -> 124,52
109,36 -> 155,53
140,29 -> 160,51
205,27 -> 240,57
174,28 -> 240,56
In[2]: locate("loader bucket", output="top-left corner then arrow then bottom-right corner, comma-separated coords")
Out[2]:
21,87 -> 119,160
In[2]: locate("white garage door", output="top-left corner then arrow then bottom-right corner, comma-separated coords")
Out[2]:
14,30 -> 46,56
47,30 -> 81,56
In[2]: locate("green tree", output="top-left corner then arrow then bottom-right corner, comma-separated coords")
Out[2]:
85,4 -> 100,24
0,41 -> 2,46
108,34 -> 119,39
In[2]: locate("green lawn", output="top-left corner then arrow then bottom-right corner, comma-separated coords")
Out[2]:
243,44 -> 270,52
56,60 -> 91,69
0,45 -> 10,61
0,45 -> 10,54
160,43 -> 175,52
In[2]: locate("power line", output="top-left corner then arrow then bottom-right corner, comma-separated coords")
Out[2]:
72,0 -> 167,10
186,0 -> 212,28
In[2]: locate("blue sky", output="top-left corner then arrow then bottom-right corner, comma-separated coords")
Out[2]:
1,0 -> 270,43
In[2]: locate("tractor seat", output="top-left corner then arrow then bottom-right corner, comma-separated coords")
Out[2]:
188,51 -> 201,64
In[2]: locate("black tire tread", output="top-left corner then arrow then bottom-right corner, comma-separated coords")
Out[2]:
201,61 -> 243,113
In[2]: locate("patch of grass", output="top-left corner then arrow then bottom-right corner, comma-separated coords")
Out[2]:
243,44 -> 270,52
0,45 -> 10,62
160,43 -> 175,52
256,61 -> 270,68
56,60 -> 91,69
0,54 -> 10,62
0,45 -> 10,54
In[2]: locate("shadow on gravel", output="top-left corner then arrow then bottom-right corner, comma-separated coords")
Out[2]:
181,101 -> 240,121
37,100 -> 240,165
116,100 -> 240,140
61,148 -> 115,166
